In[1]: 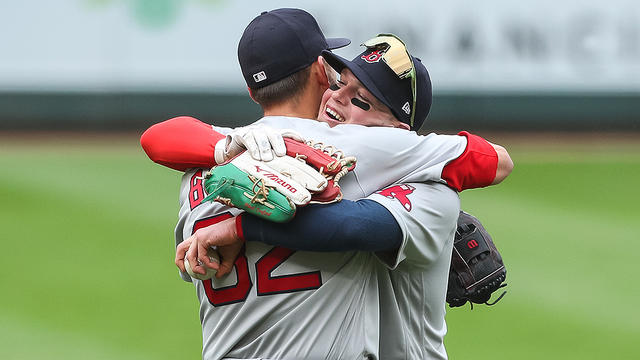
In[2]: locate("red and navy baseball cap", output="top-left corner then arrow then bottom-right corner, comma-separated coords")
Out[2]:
321,45 -> 432,131
238,8 -> 350,89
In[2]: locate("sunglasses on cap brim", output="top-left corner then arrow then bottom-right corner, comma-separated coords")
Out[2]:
362,34 -> 417,128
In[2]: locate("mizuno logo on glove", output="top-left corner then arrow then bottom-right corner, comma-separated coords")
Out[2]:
254,165 -> 299,194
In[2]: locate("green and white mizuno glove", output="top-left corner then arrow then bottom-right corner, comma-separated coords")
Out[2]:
203,138 -> 356,223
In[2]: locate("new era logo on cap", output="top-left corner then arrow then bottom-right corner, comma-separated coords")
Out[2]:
253,71 -> 267,83
402,102 -> 411,114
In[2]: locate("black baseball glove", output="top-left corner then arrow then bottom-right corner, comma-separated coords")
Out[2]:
447,211 -> 507,308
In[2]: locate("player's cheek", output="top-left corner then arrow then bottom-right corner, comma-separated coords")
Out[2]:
344,105 -> 364,125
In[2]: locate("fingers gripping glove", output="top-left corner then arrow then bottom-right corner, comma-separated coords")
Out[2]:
202,150 -> 331,223
215,125 -> 304,163
447,211 -> 507,308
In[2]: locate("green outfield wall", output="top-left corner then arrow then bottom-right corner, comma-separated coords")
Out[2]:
1,92 -> 637,132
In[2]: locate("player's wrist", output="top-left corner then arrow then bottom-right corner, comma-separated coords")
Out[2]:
214,138 -> 227,164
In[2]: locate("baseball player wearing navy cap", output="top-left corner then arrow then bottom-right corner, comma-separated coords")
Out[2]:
141,9 -> 513,360
166,33 -> 510,359
238,8 -> 350,89
320,35 -> 432,131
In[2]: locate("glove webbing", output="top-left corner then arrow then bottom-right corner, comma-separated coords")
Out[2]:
306,140 -> 357,180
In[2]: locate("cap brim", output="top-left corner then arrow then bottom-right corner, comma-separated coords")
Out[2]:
321,50 -> 391,112
326,37 -> 351,50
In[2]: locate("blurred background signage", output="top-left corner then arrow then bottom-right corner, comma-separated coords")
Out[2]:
2,0 -> 639,93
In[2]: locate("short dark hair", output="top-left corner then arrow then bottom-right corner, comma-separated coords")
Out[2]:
251,66 -> 311,108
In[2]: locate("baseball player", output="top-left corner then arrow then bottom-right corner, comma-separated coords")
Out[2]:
141,9 -> 512,359
179,182 -> 457,359
172,34 -> 491,359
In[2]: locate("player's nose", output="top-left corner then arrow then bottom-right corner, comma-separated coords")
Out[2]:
330,86 -> 348,105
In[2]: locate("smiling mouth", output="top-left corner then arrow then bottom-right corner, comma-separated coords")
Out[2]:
325,106 -> 344,122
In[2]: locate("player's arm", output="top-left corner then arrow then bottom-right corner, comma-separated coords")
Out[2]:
179,181 -> 458,277
140,116 -> 225,171
177,198 -> 403,277
239,182 -> 459,268
238,199 -> 402,252
490,142 -> 513,184
142,117 -> 512,191
437,131 -> 513,191
443,133 -> 513,186
251,120 -> 512,193
141,116 -> 303,169
367,182 -> 460,268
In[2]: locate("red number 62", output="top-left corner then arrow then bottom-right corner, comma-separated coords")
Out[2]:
192,214 -> 322,307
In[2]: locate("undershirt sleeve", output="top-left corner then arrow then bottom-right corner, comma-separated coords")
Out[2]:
140,116 -> 225,171
238,199 -> 402,252
441,131 -> 498,191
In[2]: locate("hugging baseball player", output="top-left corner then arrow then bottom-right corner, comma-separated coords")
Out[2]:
141,8 -> 512,360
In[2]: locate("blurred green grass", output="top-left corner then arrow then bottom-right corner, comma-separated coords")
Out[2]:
1,134 -> 639,359
447,143 -> 640,360
0,137 -> 202,360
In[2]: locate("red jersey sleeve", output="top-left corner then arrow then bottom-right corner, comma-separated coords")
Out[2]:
140,116 -> 225,171
441,131 -> 498,191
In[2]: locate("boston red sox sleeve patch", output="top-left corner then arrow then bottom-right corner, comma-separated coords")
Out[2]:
376,184 -> 416,212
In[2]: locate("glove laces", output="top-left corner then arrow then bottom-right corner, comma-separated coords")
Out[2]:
305,140 -> 357,182
245,175 -> 275,209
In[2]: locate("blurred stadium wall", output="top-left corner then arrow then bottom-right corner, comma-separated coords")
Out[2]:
1,0 -> 639,132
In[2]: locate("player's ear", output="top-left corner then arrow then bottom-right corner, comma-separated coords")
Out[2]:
396,122 -> 410,130
317,55 -> 337,87
312,56 -> 331,88
387,115 -> 410,130
247,87 -> 259,104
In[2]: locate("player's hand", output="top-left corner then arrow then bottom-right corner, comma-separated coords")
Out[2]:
215,124 -> 304,163
175,229 -> 220,276
175,237 -> 192,273
215,242 -> 245,278
175,217 -> 244,275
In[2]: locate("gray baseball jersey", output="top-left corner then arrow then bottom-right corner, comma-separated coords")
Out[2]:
368,182 -> 460,359
175,116 -> 469,359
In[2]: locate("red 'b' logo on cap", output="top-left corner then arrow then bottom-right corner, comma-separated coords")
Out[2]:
361,50 -> 385,63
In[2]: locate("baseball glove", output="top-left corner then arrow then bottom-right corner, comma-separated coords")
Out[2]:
284,138 -> 356,204
202,138 -> 356,223
447,211 -> 507,308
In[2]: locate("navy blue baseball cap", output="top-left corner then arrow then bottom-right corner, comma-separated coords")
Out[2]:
238,8 -> 351,89
321,47 -> 432,131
